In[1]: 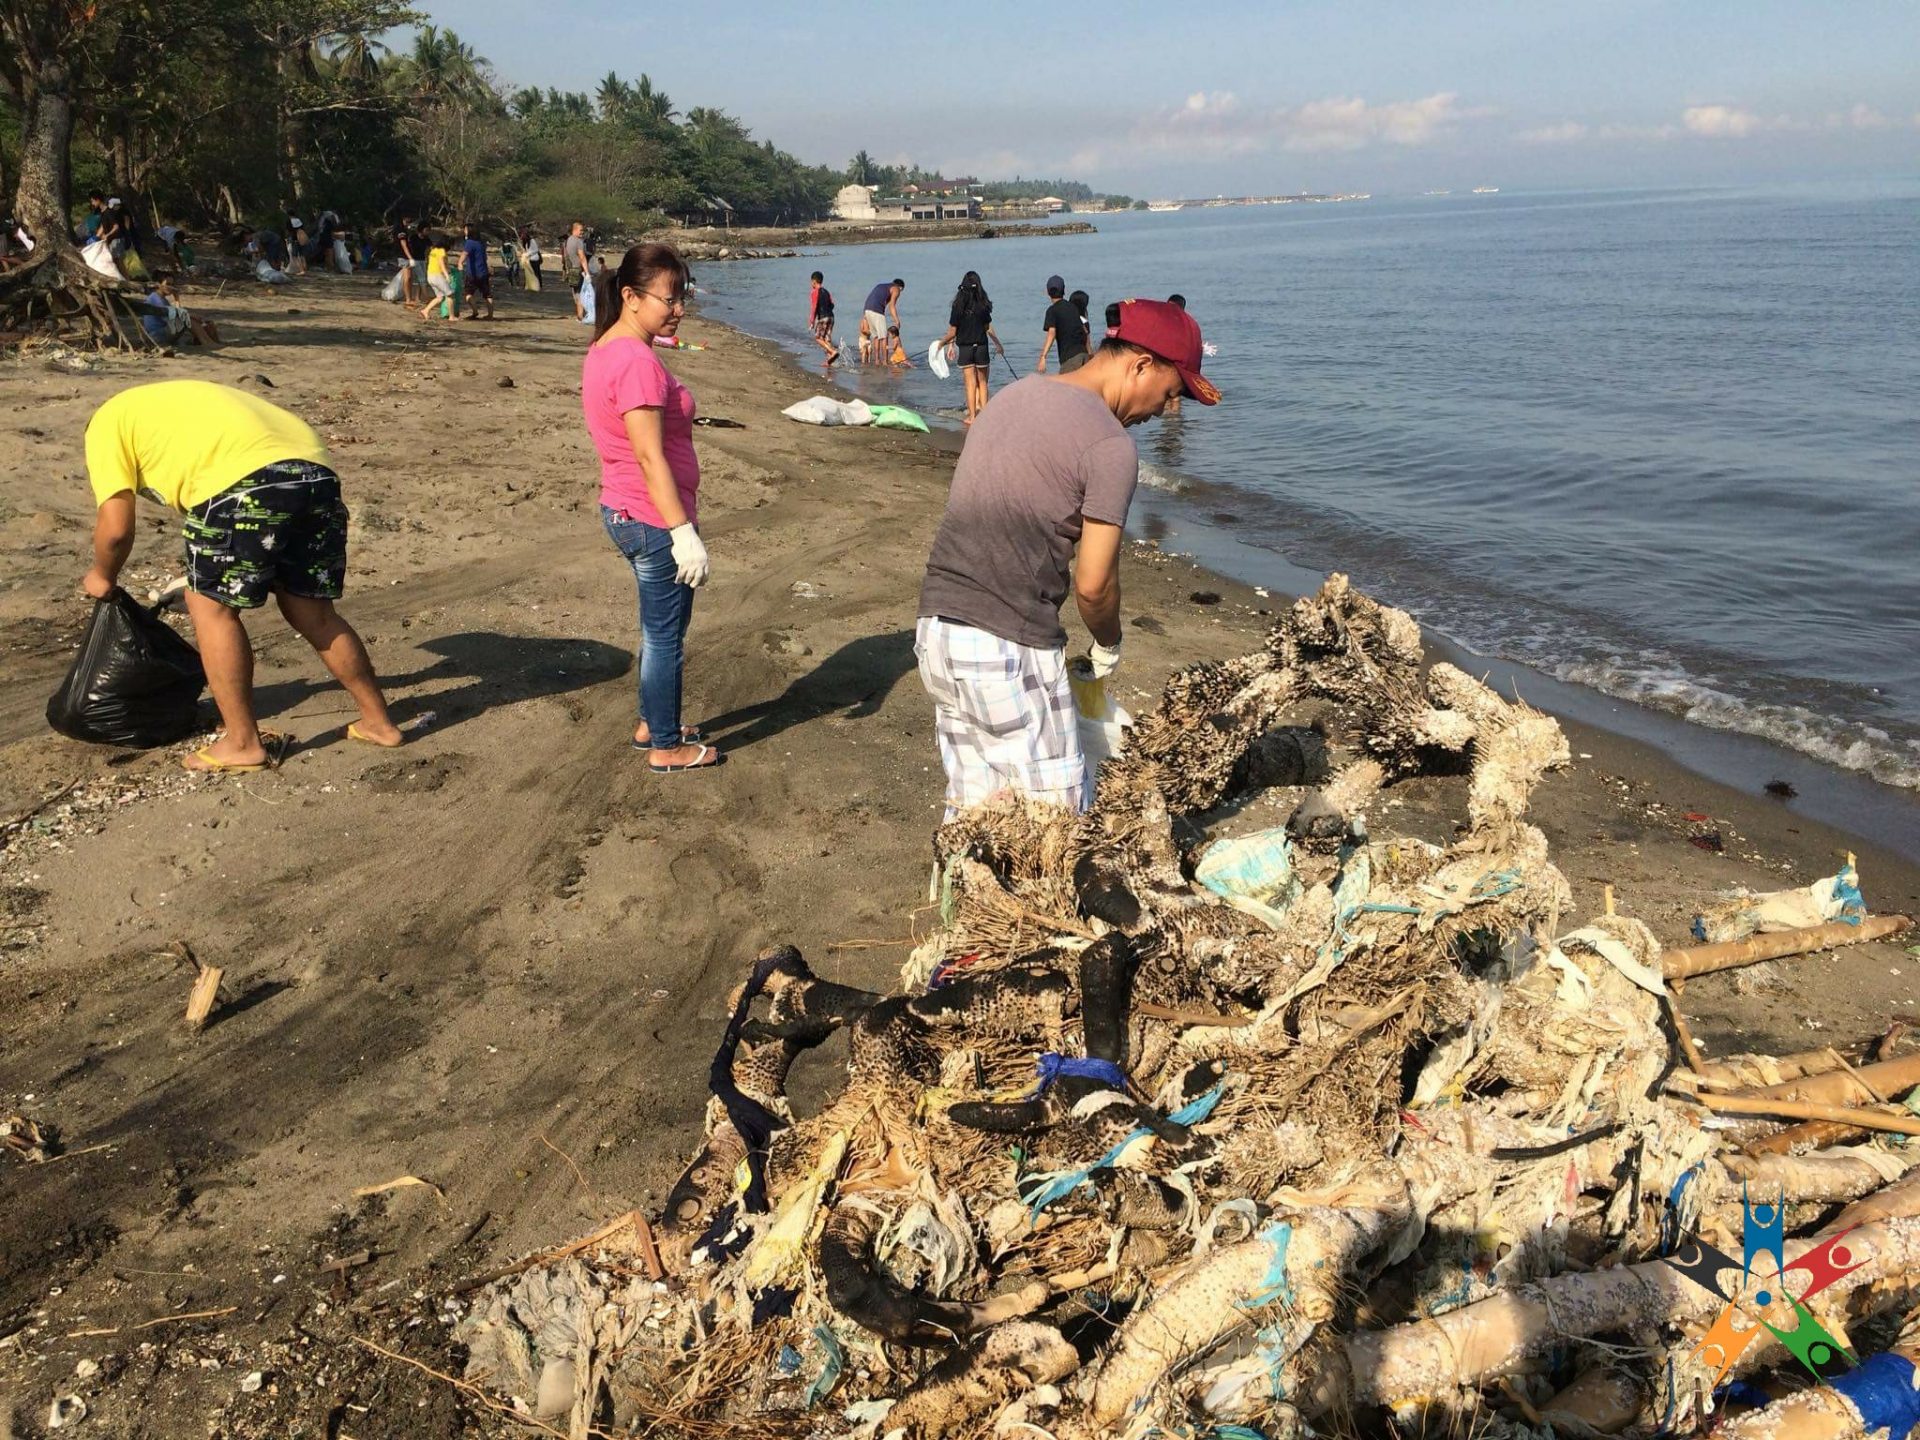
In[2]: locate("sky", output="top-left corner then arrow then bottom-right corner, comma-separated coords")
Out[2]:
418,0 -> 1920,196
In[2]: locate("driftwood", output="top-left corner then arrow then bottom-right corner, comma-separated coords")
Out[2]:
1664,914 -> 1912,979
1321,1209 -> 1920,1414
1694,1093 -> 1920,1136
1713,1344 -> 1920,1440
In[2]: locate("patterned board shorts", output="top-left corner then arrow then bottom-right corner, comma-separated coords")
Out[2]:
183,460 -> 348,609
914,616 -> 1088,820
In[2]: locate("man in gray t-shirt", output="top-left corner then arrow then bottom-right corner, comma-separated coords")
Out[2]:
916,298 -> 1220,817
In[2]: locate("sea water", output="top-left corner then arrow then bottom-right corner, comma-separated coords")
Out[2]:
694,183 -> 1920,793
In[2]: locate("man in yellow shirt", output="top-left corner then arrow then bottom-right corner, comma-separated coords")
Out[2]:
82,380 -> 403,771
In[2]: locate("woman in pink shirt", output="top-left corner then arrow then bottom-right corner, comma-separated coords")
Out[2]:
581,242 -> 720,771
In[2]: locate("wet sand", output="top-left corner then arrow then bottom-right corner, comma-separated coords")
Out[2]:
1,272 -> 1915,1435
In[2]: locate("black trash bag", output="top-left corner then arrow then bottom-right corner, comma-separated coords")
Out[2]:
47,588 -> 206,747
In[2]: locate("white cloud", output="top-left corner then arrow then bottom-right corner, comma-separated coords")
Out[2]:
1103,90 -> 1475,164
1843,102 -> 1896,130
1681,104 -> 1767,138
1518,121 -> 1589,145
1285,93 -> 1468,151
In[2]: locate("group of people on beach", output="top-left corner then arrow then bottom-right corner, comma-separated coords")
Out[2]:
71,223 -> 1217,819
576,243 -> 1218,799
802,266 -> 1179,428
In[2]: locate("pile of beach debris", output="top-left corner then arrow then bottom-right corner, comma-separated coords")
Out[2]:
453,575 -> 1920,1440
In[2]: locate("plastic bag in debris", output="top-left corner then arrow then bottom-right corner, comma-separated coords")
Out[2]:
253,259 -> 291,285
1067,657 -> 1133,784
781,395 -> 873,427
46,588 -> 206,747
1692,861 -> 1867,943
380,269 -> 405,302
331,237 -> 353,273
1195,828 -> 1297,914
867,404 -> 930,432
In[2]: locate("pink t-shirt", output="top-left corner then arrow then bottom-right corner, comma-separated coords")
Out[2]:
581,335 -> 700,526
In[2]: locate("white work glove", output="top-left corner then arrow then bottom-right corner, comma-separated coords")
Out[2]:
1087,638 -> 1122,679
669,524 -> 710,588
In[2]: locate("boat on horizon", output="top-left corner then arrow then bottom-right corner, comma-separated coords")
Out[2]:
1471,186 -> 1500,194
1146,201 -> 1184,212
1424,189 -> 1451,196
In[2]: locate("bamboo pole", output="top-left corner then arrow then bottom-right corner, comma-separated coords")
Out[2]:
1693,1093 -> 1920,1137
1743,1049 -> 1920,1108
1663,914 -> 1911,979
1745,1118 -> 1872,1156
1695,1044 -> 1853,1090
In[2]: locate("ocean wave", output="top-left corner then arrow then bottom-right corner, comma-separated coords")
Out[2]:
1137,461 -> 1188,493
1553,655 -> 1920,790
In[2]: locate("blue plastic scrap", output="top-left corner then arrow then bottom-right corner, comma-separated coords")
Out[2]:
1031,1052 -> 1131,1096
1827,1351 -> 1920,1439
803,1324 -> 845,1408
1833,862 -> 1867,925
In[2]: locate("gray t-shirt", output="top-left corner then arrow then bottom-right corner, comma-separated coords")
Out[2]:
919,375 -> 1139,649
563,234 -> 587,270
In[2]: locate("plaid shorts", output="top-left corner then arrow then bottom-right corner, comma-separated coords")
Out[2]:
915,616 -> 1088,820
183,460 -> 347,609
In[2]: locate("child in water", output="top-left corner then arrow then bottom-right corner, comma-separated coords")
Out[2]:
887,324 -> 913,366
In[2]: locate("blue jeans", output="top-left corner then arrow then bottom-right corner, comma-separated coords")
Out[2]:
602,506 -> 695,749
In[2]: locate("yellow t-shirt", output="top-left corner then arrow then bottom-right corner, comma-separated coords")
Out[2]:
85,380 -> 331,512
426,246 -> 448,279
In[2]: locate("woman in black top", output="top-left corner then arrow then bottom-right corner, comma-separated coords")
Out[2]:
937,270 -> 1006,426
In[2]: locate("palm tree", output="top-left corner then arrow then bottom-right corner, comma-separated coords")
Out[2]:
404,26 -> 489,105
327,30 -> 386,86
595,71 -> 631,120
848,150 -> 876,184
632,74 -> 676,124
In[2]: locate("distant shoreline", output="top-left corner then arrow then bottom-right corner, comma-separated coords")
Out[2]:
651,218 -> 1097,261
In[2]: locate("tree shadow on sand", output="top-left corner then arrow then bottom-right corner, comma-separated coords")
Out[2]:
250,631 -> 632,748
699,629 -> 917,754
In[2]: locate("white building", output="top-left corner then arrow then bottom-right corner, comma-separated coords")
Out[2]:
832,184 -> 883,221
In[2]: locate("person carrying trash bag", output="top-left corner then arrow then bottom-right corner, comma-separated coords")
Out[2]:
915,299 -> 1218,818
79,381 -> 404,772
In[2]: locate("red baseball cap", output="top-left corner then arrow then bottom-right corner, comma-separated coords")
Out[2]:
1112,298 -> 1219,405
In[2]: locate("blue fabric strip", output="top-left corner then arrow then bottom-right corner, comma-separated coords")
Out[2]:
1237,1221 -> 1294,1309
1020,1083 -> 1227,1222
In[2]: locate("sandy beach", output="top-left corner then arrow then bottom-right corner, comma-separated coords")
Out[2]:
3,271 -> 1918,1435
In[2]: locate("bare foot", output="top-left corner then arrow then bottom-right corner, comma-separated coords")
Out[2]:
347,719 -> 404,748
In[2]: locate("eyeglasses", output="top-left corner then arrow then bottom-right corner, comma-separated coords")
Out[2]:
634,288 -> 686,310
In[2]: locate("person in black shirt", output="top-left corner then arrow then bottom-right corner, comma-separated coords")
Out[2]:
936,270 -> 1006,424
1037,273 -> 1089,374
808,270 -> 838,362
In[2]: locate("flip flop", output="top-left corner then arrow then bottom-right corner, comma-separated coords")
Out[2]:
648,742 -> 723,774
631,726 -> 703,750
180,730 -> 290,774
345,721 -> 408,746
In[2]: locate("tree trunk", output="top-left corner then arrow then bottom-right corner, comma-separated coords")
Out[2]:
110,124 -> 132,197
14,56 -> 74,244
275,36 -> 304,209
